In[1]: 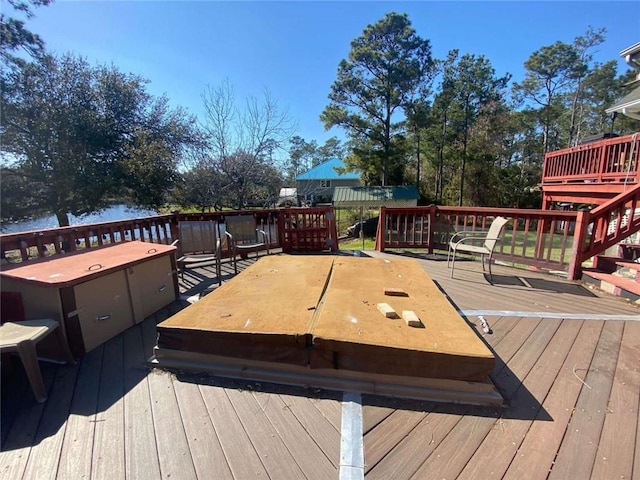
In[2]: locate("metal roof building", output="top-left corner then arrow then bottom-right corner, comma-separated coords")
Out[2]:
332,186 -> 420,208
295,158 -> 361,181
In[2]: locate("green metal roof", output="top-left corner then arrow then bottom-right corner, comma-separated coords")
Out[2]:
332,186 -> 420,207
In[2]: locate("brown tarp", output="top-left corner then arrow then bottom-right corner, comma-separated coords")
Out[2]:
156,255 -> 495,382
157,256 -> 333,366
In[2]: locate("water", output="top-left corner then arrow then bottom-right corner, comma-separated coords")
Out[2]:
0,205 -> 158,234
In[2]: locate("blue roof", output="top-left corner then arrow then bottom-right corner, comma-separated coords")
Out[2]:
296,158 -> 361,181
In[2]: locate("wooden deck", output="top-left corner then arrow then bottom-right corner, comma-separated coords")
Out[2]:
2,251 -> 639,479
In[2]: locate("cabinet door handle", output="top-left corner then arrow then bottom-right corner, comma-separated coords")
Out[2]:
96,314 -> 112,321
157,284 -> 167,293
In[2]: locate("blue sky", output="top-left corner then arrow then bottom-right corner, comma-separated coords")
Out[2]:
27,1 -> 640,147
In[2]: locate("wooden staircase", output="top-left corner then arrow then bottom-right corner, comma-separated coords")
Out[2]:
582,244 -> 640,302
569,182 -> 640,280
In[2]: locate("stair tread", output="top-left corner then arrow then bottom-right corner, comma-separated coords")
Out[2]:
615,260 -> 640,270
583,269 -> 640,295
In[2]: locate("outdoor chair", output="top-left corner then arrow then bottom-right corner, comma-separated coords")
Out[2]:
0,291 -> 75,403
447,216 -> 509,282
172,221 -> 221,284
225,215 -> 269,274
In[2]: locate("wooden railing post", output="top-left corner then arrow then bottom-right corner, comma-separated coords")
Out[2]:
375,206 -> 387,252
534,218 -> 546,261
598,141 -> 608,177
427,204 -> 436,254
567,208 -> 591,280
169,212 -> 180,243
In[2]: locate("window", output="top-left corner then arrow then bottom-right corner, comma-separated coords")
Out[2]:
320,180 -> 331,188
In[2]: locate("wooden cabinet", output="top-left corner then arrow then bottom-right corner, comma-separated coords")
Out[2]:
128,255 -> 176,323
73,270 -> 134,353
1,242 -> 178,357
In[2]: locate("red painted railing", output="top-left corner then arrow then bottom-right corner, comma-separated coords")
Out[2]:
0,208 -> 338,263
375,193 -> 640,279
0,214 -> 176,262
542,132 -> 640,186
4,201 -> 638,281
569,182 -> 640,278
375,206 -> 580,271
277,207 -> 339,253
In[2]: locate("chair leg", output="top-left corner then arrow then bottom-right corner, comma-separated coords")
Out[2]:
177,260 -> 185,281
487,253 -> 494,283
450,250 -> 456,278
17,340 -> 47,403
232,249 -> 238,274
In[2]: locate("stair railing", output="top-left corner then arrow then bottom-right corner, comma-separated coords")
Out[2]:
568,182 -> 640,279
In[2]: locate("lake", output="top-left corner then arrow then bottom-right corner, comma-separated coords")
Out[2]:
0,205 -> 158,234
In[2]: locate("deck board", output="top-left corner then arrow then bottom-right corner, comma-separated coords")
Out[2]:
21,362 -> 78,480
57,346 -> 102,479
362,406 -> 395,434
91,336 -> 126,480
0,362 -> 56,480
502,320 -> 604,480
172,380 -> 233,479
457,319 -> 583,479
309,395 -> 343,432
365,406 -> 467,480
364,409 -> 428,472
198,383 -> 269,478
225,387 -> 307,479
122,326 -> 161,480
591,321 -> 640,480
1,360 -> 30,446
548,320 -> 625,480
2,252 -> 639,480
407,317 -> 561,479
271,393 -> 341,470
148,370 -> 197,479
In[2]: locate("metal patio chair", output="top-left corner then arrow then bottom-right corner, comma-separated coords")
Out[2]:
447,216 -> 509,282
224,215 -> 269,274
172,221 -> 222,284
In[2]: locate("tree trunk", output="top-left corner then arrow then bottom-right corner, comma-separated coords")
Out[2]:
56,210 -> 72,252
437,110 -> 448,203
56,211 -> 70,227
415,128 -> 421,193
458,109 -> 469,206
567,78 -> 583,147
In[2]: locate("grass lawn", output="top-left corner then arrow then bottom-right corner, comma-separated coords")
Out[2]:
339,236 -> 376,251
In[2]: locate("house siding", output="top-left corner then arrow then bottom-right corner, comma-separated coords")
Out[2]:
296,179 -> 361,204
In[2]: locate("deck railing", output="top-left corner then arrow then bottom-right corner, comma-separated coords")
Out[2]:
542,132 -> 640,186
4,202 -> 638,281
569,182 -> 640,278
375,206 -> 580,272
0,207 -> 338,263
0,214 -> 177,262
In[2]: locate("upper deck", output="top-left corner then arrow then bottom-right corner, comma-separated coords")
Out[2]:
541,132 -> 639,206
